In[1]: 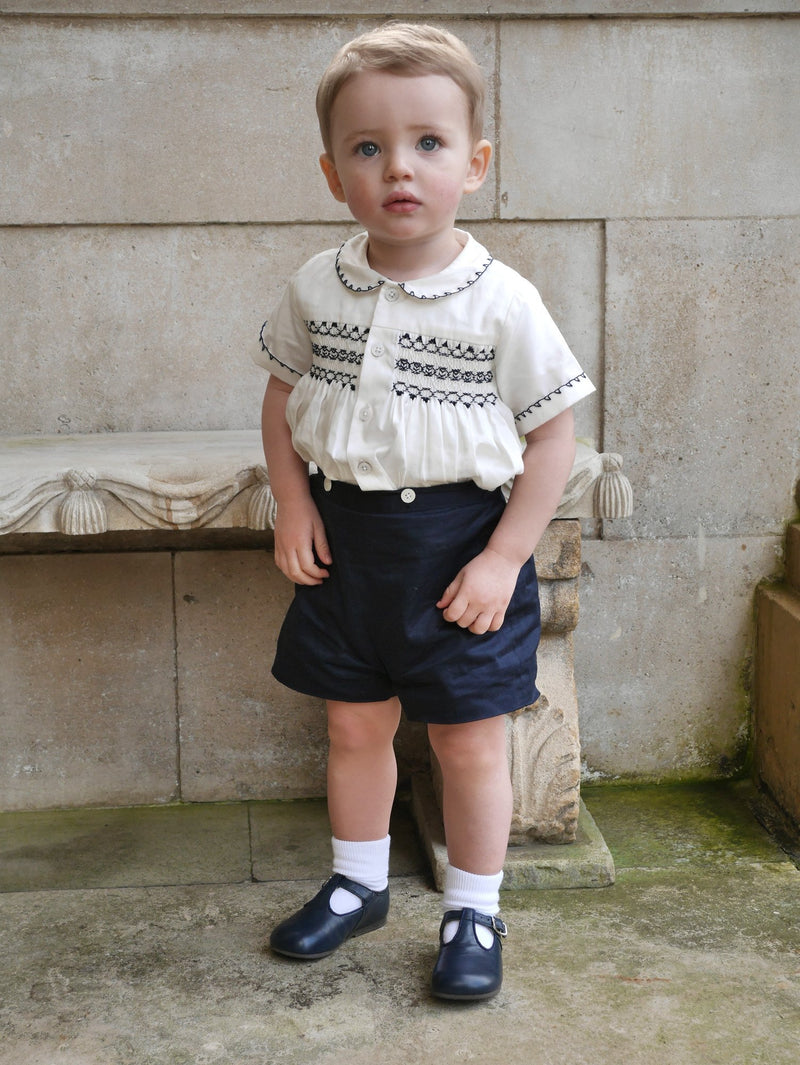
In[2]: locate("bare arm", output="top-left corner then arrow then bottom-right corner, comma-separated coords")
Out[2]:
437,407 -> 576,634
261,376 -> 332,585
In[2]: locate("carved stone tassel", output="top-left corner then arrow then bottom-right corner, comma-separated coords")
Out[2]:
246,465 -> 278,530
58,468 -> 107,535
593,453 -> 633,519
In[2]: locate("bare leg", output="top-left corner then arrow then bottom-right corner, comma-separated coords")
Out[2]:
326,697 -> 402,841
427,715 -> 512,874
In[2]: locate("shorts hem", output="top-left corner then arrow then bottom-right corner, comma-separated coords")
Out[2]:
271,666 -> 538,725
270,666 -> 394,706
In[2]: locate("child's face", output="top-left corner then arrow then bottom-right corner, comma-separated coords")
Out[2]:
320,69 -> 491,275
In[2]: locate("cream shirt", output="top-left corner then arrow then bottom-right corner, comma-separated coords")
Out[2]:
256,231 -> 595,492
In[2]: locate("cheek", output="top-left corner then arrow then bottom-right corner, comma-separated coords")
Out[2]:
427,173 -> 468,208
338,172 -> 375,209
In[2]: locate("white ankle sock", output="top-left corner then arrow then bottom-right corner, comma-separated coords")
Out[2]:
329,835 -> 391,915
442,865 -> 504,948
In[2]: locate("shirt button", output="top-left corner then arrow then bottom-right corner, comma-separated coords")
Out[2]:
383,287 -> 399,302
400,488 -> 416,504
358,406 -> 371,422
323,477 -> 332,492
371,344 -> 385,357
357,460 -> 372,474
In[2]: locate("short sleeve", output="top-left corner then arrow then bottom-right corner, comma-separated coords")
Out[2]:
494,279 -> 595,436
253,276 -> 313,385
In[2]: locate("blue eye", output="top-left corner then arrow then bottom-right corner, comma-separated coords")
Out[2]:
418,136 -> 440,152
357,142 -> 379,157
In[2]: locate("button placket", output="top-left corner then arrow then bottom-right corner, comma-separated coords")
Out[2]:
347,293 -> 401,488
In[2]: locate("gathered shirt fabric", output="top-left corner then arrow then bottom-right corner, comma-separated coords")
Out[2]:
256,230 -> 595,493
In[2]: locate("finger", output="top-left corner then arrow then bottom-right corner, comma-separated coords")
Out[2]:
313,523 -> 333,566
295,549 -> 330,583
449,600 -> 481,628
276,547 -> 328,585
436,580 -> 459,611
469,611 -> 505,635
468,613 -> 490,635
442,596 -> 470,624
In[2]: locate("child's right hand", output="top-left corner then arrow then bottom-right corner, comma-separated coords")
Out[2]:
272,496 -> 332,585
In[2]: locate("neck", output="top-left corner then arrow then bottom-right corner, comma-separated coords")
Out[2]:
366,231 -> 465,282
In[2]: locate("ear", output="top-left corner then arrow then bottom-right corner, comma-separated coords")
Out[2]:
463,139 -> 492,195
320,154 -> 347,203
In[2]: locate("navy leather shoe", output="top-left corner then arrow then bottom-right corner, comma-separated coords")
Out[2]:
269,873 -> 390,960
431,909 -> 507,1001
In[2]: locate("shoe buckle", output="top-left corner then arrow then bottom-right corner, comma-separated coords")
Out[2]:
490,915 -> 508,938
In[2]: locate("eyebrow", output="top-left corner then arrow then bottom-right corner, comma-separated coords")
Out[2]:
341,123 -> 452,143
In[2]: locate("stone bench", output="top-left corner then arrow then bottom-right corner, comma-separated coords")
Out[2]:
0,430 -> 631,883
0,430 -> 628,537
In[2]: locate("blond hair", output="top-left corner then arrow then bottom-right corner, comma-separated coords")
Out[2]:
316,22 -> 487,155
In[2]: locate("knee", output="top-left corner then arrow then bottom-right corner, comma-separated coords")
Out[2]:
428,719 -> 507,775
328,711 -> 369,753
327,700 -> 399,754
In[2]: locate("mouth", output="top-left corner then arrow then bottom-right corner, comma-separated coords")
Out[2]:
383,191 -> 421,212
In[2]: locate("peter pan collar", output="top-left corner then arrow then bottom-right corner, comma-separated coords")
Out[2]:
335,231 -> 494,300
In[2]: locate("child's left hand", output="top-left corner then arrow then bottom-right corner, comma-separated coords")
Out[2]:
437,547 -> 522,635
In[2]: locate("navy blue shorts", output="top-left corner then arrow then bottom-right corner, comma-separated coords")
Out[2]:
271,473 -> 541,725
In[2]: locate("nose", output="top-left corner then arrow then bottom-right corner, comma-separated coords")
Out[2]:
383,145 -> 413,182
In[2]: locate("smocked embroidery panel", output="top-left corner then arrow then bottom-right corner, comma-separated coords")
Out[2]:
393,333 -> 498,409
304,321 -> 500,410
305,320 -> 368,391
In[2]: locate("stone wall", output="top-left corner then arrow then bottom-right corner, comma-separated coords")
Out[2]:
2,3 -> 798,786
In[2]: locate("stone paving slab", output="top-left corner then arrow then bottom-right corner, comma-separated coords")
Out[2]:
1,864 -> 799,1065
583,780 -> 791,870
1,783 -> 798,1063
249,797 -> 427,884
0,803 -> 252,893
0,798 -> 429,895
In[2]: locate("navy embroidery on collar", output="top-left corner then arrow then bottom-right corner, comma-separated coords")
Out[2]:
335,245 -> 384,294
334,241 -> 494,300
400,255 -> 494,300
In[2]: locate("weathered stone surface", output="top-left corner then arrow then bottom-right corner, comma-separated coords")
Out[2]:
756,584 -> 800,827
508,632 -> 581,842
500,19 -> 800,219
0,432 -> 269,535
535,519 -> 581,582
575,536 -> 783,781
604,218 -> 800,539
4,2 -> 797,14
1,784 -> 797,1065
0,224 -> 349,436
0,553 -> 178,810
174,550 -> 329,801
0,18 -> 495,225
0,803 -> 252,892
539,579 -> 579,635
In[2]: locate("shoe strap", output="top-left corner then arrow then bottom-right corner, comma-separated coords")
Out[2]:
327,873 -> 378,903
443,908 -> 508,939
